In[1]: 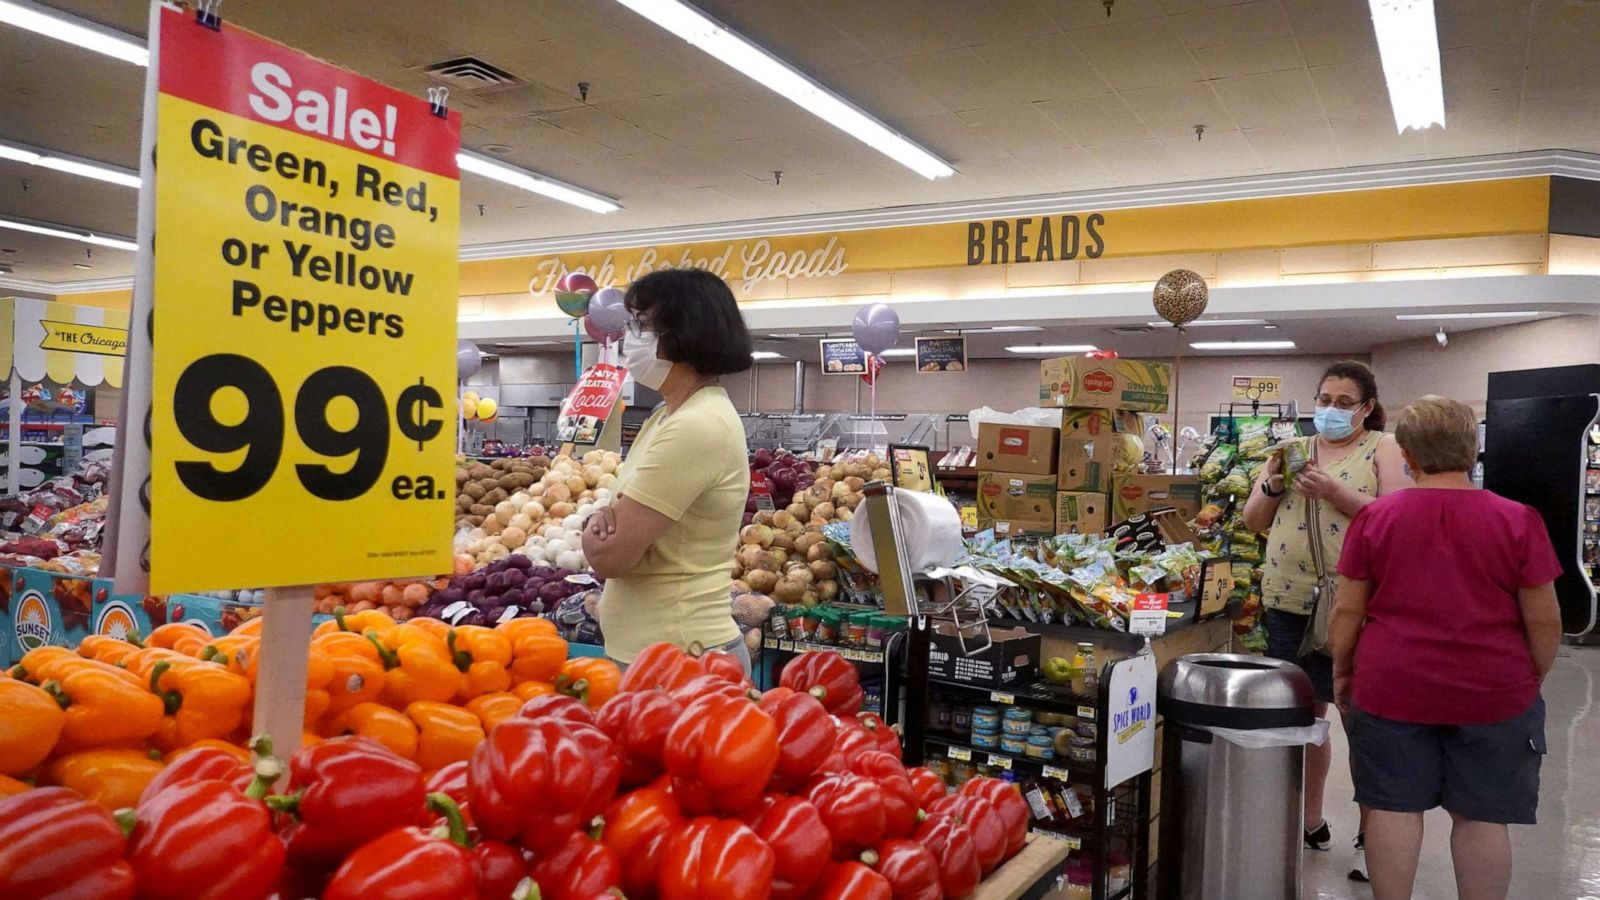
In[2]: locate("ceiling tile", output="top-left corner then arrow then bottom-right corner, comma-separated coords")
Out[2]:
956,104 -> 1073,156
1170,1 -> 1292,49
1436,0 -> 1531,52
1192,36 -> 1306,79
1038,0 -> 1171,32
1282,0 -> 1377,67
812,62 -> 949,120
1036,93 -> 1154,146
1211,68 -> 1325,129
1068,19 -> 1208,91
1162,128 -> 1262,176
692,0 -> 873,74
1307,60 -> 1391,121
972,33 -> 1113,103
900,113 -> 1013,163
1516,95 -> 1600,154
1440,44 -> 1524,107
1521,6 -> 1600,101
1328,114 -> 1432,166
1243,120 -> 1345,171
1082,139 -> 1178,183
1119,83 -> 1239,137
887,48 -> 1007,113
1423,98 -> 1521,157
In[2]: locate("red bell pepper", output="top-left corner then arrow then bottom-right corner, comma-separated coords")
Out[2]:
811,861 -> 892,900
474,840 -> 527,900
529,830 -> 622,900
929,793 -> 1006,874
913,815 -> 981,899
323,794 -> 477,900
425,759 -> 472,824
659,818 -> 774,900
668,672 -> 756,704
618,642 -> 699,694
269,735 -> 428,869
517,692 -> 597,725
601,786 -> 684,899
804,772 -> 888,856
469,717 -> 621,852
906,766 -> 948,810
758,686 -> 836,790
138,743 -> 251,806
741,794 -> 832,900
778,650 -> 863,714
595,689 -> 684,786
127,773 -> 286,899
697,648 -> 747,685
0,787 -> 135,900
663,693 -> 778,815
849,711 -> 903,759
849,750 -> 919,837
959,777 -> 1029,858
865,838 -> 942,900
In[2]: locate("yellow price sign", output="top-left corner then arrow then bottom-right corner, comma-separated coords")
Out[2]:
138,8 -> 460,593
1231,375 -> 1283,403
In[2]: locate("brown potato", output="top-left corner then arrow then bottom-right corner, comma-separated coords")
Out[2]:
462,482 -> 487,500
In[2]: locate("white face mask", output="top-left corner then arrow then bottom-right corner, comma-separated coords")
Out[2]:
622,330 -> 673,391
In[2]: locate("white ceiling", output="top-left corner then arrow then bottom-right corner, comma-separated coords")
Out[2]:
3,0 -> 1600,284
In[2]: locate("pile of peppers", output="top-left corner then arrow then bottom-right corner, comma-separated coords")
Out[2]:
1,638 -> 1032,899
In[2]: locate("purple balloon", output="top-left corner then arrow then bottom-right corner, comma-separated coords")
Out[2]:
851,302 -> 900,355
582,314 -> 614,345
457,339 -> 482,380
587,286 -> 629,339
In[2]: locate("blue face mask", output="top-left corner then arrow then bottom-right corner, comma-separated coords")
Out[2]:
1315,405 -> 1358,440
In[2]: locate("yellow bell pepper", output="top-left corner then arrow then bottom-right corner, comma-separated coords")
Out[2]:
45,747 -> 166,810
312,631 -> 386,717
200,633 -> 259,680
312,607 -> 396,638
38,658 -> 164,751
146,623 -> 212,658
145,659 -> 253,752
404,701 -> 485,771
366,625 -> 460,707
324,702 -> 418,760
0,678 -> 65,774
464,692 -> 522,734
77,634 -> 143,667
447,626 -> 512,701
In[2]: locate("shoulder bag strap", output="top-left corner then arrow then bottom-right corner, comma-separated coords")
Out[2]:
1305,439 -> 1329,580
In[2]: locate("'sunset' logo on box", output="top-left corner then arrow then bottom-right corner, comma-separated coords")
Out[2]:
1082,370 -> 1116,394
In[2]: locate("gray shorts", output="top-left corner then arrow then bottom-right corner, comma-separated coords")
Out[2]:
1350,696 -> 1546,825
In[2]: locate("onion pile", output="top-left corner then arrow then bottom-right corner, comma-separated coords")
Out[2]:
457,450 -> 621,569
731,516 -> 840,608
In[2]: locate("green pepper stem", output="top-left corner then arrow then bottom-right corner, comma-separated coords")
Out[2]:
364,631 -> 399,670
249,734 -> 275,760
556,677 -> 590,705
199,645 -> 221,663
245,755 -> 285,800
446,631 -> 472,673
149,661 -> 182,715
113,807 -> 138,838
263,791 -> 302,816
334,606 -> 350,632
426,792 -> 472,848
40,680 -> 69,710
859,849 -> 880,867
808,685 -> 828,702
511,878 -> 542,900
9,665 -> 27,681
124,629 -> 145,649
586,815 -> 604,842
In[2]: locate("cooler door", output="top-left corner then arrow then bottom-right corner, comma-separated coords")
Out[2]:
1483,394 -> 1600,637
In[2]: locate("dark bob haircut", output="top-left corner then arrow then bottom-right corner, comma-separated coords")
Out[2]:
624,268 -> 753,377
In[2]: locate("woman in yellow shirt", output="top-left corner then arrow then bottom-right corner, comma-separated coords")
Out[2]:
582,269 -> 753,669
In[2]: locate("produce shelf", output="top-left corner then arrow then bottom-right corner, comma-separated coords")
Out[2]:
762,637 -> 885,664
928,674 -> 1100,709
923,735 -> 1097,779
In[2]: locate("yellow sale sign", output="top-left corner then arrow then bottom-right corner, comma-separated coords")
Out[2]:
139,7 -> 459,592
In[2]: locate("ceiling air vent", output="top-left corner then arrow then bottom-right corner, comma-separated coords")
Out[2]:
422,56 -> 522,93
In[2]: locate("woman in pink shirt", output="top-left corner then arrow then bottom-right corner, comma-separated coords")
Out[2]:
1330,395 -> 1564,900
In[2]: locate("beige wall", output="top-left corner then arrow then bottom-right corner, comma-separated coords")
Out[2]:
1371,315 -> 1600,417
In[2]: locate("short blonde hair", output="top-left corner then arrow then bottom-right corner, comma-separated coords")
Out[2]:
1394,395 -> 1478,474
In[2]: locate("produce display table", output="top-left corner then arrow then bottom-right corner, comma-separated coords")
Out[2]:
975,834 -> 1075,899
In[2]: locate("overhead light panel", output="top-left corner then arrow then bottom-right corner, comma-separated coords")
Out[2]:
1146,318 -> 1268,328
457,152 -> 621,214
1367,0 -> 1445,132
1394,311 -> 1541,321
1190,340 -> 1298,351
0,215 -> 136,251
875,348 -> 916,358
1005,344 -> 1099,355
941,325 -> 1043,334
0,139 -> 139,188
750,351 -> 785,360
609,0 -> 955,179
0,0 -> 148,65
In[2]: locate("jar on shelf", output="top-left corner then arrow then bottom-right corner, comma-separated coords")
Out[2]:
1002,708 -> 1035,736
1068,735 -> 1096,765
1000,734 -> 1028,755
952,705 -> 973,735
973,731 -> 1001,751
1073,642 -> 1096,694
971,706 -> 1001,733
931,701 -> 953,733
1025,733 -> 1055,760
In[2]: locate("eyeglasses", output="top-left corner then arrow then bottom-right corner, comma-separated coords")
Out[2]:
625,315 -> 650,339
1313,395 -> 1365,411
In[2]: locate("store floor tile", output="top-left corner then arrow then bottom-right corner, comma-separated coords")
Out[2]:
1305,645 -> 1600,900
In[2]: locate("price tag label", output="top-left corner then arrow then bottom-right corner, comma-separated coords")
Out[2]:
989,691 -> 1015,705
986,754 -> 1012,771
1077,705 -> 1096,720
1066,837 -> 1082,851
763,639 -> 778,650
947,746 -> 972,762
779,641 -> 794,652
1231,375 -> 1283,403
132,8 -> 461,593
1042,765 -> 1072,782
1130,592 -> 1170,636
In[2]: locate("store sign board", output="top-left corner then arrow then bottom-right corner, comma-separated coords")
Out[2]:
108,5 -> 461,593
557,364 -> 626,446
38,320 -> 128,358
914,336 -> 967,373
820,338 -> 869,375
1231,375 -> 1283,403
1104,652 -> 1158,789
1129,592 -> 1169,637
965,214 -> 1108,266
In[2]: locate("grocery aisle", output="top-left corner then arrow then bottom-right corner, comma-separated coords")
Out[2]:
1306,646 -> 1600,899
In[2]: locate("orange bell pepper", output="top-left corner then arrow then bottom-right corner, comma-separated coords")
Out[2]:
312,607 -> 396,638
230,616 -> 265,637
146,623 -> 212,658
38,658 -> 165,751
11,645 -> 78,681
324,702 -> 417,760
120,646 -> 196,680
500,618 -> 568,685
312,631 -> 386,716
512,680 -> 556,702
78,634 -> 143,667
0,773 -> 30,797
0,678 -> 66,774
45,747 -> 166,809
447,626 -> 512,701
201,633 -> 260,679
465,692 -> 523,734
405,701 -> 486,771
367,625 -> 460,707
145,659 -> 253,752
169,738 -> 252,766
559,657 -> 622,710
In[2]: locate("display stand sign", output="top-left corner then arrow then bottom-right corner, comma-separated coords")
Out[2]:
1129,592 -> 1169,636
889,444 -> 935,492
820,338 -> 868,374
556,363 -> 626,446
1104,652 -> 1158,789
915,336 -> 967,373
749,472 -> 775,512
104,3 -> 461,759
1231,375 -> 1283,403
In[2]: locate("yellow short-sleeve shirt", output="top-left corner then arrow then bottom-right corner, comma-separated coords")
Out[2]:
598,386 -> 747,662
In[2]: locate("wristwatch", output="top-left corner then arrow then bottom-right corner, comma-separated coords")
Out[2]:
1261,478 -> 1284,498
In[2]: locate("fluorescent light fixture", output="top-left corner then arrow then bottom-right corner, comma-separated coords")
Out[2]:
876,348 -> 916,358
750,351 -> 785,360
1394,311 -> 1541,321
1005,344 -> 1099,355
610,0 -> 955,179
1146,318 -> 1268,328
1367,0 -> 1445,132
0,0 -> 148,65
0,216 -> 137,252
457,151 -> 621,214
941,325 -> 1043,334
1190,340 -> 1298,351
0,139 -> 139,188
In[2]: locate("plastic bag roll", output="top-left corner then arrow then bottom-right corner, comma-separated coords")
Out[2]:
849,488 -> 963,575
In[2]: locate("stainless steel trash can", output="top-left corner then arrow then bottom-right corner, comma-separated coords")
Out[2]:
1156,653 -> 1315,900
